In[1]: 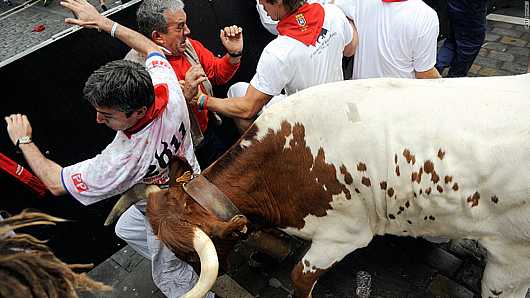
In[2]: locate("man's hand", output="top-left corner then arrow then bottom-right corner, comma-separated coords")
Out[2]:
180,64 -> 208,103
220,25 -> 243,56
61,0 -> 105,30
5,114 -> 32,146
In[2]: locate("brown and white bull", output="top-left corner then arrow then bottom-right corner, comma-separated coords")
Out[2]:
121,74 -> 530,298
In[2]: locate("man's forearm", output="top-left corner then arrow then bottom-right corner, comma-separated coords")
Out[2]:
19,143 -> 66,196
207,96 -> 258,119
98,19 -> 159,57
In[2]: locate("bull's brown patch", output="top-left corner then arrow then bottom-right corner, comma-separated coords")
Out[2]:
399,206 -> 405,212
444,176 -> 453,184
419,189 -> 423,195
394,154 -> 398,164
361,177 -> 371,187
291,261 -> 329,298
407,220 -> 412,224
405,201 -> 410,208
380,181 -> 387,190
429,215 -> 436,221
425,187 -> 432,195
437,185 -> 444,193
467,191 -> 480,207
403,149 -> 412,164
491,196 -> 499,204
389,214 -> 396,219
355,188 -> 360,194
424,160 -> 434,174
395,165 -> 400,176
340,165 -> 353,185
412,172 -> 418,183
452,183 -> 459,191
357,162 -> 367,172
431,171 -> 440,184
387,188 -> 395,197
437,149 -> 445,160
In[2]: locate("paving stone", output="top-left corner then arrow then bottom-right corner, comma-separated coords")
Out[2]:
428,274 -> 475,298
110,245 -> 146,272
501,61 -> 528,74
488,50 -> 515,62
493,22 -> 514,29
482,41 -> 508,51
492,27 -> 524,38
455,262 -> 483,294
79,259 -> 129,297
468,64 -> 481,75
514,54 -> 530,65
424,247 -> 463,277
478,48 -> 489,57
473,55 -> 502,69
113,259 -> 158,298
507,46 -> 530,56
500,36 -> 528,47
484,32 -> 501,42
213,274 -> 254,298
477,67 -> 499,76
447,239 -> 487,264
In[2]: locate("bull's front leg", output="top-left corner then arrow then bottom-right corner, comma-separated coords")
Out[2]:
290,230 -> 374,298
291,261 -> 328,298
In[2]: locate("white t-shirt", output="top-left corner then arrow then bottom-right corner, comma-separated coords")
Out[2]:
257,0 -> 333,35
334,0 -> 439,79
251,4 -> 353,97
62,53 -> 200,206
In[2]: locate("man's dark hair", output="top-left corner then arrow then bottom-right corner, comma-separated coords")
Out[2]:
137,0 -> 185,38
83,60 -> 154,115
264,0 -> 306,13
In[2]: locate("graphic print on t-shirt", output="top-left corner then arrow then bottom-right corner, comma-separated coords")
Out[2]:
143,121 -> 186,185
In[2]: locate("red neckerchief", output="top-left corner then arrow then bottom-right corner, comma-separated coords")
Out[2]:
276,3 -> 325,46
124,83 -> 169,138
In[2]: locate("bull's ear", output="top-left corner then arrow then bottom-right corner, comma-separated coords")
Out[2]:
168,157 -> 194,187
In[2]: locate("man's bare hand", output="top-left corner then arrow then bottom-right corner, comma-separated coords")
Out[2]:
5,114 -> 33,146
220,25 -> 243,55
181,64 -> 208,103
60,0 -> 104,30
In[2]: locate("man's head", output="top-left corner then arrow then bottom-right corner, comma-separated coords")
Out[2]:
259,0 -> 306,21
137,0 -> 190,56
83,60 -> 154,131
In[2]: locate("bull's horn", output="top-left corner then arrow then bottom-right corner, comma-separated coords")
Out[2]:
181,227 -> 219,298
104,184 -> 161,226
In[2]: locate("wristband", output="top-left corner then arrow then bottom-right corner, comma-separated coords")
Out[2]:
228,51 -> 242,58
197,94 -> 209,111
110,22 -> 118,38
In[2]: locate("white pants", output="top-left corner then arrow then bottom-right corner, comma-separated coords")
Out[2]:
115,201 -> 214,298
227,82 -> 286,114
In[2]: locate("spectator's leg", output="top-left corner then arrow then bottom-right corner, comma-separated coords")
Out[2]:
435,6 -> 456,74
446,0 -> 487,77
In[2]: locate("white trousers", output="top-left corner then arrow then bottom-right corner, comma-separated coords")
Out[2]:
115,201 -> 214,298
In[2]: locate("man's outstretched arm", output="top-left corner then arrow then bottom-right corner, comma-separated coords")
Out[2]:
4,114 -> 65,196
60,0 -> 160,57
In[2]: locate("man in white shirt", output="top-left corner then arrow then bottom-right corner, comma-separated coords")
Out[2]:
187,0 -> 356,128
334,0 -> 441,79
4,0 -> 210,296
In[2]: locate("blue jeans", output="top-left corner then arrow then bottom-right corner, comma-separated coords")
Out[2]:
436,0 -> 487,77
